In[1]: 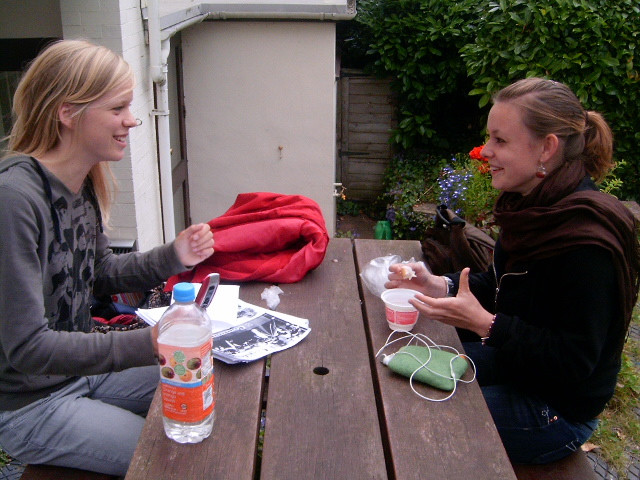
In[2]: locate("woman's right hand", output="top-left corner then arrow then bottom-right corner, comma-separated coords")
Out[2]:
385,262 -> 449,298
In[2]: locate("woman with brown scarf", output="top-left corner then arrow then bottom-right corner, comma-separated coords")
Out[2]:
386,78 -> 640,464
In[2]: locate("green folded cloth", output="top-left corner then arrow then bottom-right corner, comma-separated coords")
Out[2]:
382,345 -> 468,391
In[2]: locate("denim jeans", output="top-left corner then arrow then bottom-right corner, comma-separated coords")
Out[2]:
463,342 -> 598,464
0,365 -> 158,477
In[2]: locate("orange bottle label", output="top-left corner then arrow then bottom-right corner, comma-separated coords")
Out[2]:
158,339 -> 214,423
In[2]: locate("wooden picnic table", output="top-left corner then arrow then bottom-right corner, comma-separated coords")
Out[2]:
125,237 -> 516,480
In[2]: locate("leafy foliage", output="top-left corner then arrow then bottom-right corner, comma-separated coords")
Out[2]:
461,0 -> 640,200
380,148 -> 499,240
354,0 -> 485,152
436,152 -> 500,230
379,151 -> 444,239
591,300 -> 640,477
600,160 -> 626,198
345,0 -> 640,200
336,198 -> 362,216
0,449 -> 11,469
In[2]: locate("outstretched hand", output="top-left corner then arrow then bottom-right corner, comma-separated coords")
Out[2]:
173,223 -> 215,267
385,261 -> 446,297
410,268 -> 494,337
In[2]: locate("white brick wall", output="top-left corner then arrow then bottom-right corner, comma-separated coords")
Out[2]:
59,0 -> 165,251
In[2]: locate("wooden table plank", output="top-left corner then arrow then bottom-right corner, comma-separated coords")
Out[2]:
354,239 -> 517,480
258,238 -> 387,480
125,321 -> 266,479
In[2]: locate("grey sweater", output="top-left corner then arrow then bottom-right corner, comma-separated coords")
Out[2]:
0,156 -> 186,410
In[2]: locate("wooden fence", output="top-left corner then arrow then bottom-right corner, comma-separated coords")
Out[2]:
337,69 -> 397,202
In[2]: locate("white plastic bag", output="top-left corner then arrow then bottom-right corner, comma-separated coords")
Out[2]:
360,255 -> 420,297
360,255 -> 402,297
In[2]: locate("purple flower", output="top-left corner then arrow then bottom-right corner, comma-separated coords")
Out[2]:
437,163 -> 473,216
386,208 -> 396,224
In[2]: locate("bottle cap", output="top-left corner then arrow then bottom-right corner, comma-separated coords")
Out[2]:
173,282 -> 196,302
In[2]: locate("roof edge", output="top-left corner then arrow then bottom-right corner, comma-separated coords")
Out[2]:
149,1 -> 356,34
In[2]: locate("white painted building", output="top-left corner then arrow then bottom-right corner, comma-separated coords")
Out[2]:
0,0 -> 355,250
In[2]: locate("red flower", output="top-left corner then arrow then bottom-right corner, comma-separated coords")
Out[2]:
477,162 -> 490,174
469,146 -> 488,162
469,146 -> 490,174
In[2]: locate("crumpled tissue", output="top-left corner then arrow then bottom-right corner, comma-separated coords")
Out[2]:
261,285 -> 284,310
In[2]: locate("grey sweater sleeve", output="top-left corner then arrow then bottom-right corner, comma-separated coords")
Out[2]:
0,187 -> 162,378
92,228 -> 187,296
0,178 -> 188,410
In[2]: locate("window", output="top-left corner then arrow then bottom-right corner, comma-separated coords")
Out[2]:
0,38 -> 59,152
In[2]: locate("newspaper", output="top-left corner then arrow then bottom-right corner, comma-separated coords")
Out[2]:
136,286 -> 310,364
213,300 -> 310,364
136,284 -> 240,331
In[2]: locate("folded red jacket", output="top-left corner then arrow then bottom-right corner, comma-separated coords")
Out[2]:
166,192 -> 329,289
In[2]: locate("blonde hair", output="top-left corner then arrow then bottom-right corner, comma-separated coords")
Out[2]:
6,39 -> 134,222
493,77 -> 614,182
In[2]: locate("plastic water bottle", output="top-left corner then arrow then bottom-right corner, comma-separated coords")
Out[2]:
157,282 -> 215,443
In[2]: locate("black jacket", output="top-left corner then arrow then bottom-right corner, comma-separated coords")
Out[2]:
448,177 -> 625,422
496,243 -> 614,421
449,236 -> 621,422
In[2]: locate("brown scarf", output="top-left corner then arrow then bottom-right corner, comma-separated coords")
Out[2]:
493,159 -> 640,335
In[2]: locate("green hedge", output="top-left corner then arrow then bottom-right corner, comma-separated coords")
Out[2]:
346,0 -> 640,200
377,151 -> 446,239
352,0 -> 482,152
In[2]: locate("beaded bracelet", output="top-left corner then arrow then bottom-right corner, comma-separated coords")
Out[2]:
481,314 -> 497,346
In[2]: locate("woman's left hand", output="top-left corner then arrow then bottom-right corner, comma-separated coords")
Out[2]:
410,268 -> 494,337
174,223 -> 215,267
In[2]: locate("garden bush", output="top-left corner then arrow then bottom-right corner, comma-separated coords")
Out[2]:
461,0 -> 640,200
344,0 -> 640,200
437,147 -> 500,230
351,0 -> 484,152
381,148 -> 501,239
378,151 -> 445,239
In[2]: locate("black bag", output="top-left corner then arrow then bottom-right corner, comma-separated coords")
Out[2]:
421,205 -> 496,275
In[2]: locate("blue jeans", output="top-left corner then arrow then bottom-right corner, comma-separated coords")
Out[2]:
463,342 -> 598,464
0,366 -> 158,476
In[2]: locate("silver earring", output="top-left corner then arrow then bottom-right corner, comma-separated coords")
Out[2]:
536,163 -> 547,178
135,118 -> 143,126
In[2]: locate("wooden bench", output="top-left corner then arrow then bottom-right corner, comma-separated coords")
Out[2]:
512,450 -> 597,480
20,464 -> 118,480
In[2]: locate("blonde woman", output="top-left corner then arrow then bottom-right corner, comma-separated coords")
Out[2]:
387,78 -> 640,464
0,40 -> 214,476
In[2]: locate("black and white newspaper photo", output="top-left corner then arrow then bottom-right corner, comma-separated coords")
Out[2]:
212,300 -> 310,364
